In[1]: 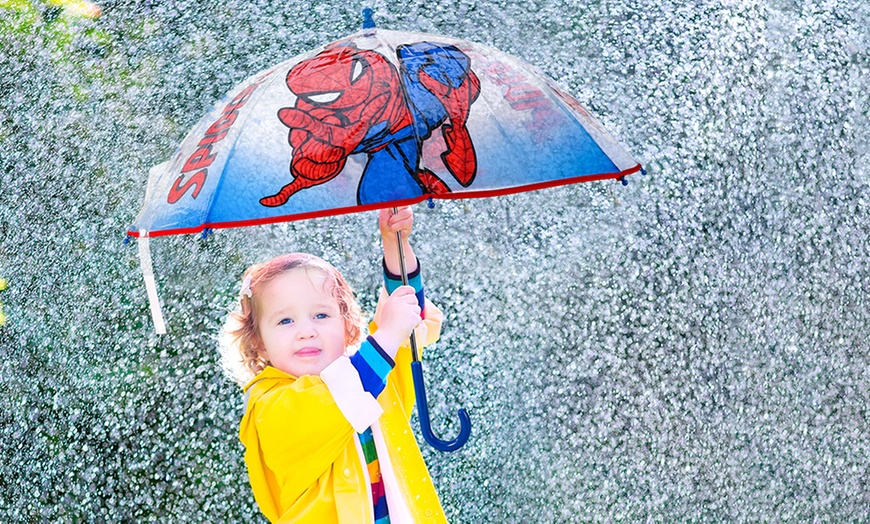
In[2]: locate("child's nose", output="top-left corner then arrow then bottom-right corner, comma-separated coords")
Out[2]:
295,320 -> 316,338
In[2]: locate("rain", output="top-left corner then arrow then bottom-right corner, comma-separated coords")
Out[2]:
1,0 -> 867,521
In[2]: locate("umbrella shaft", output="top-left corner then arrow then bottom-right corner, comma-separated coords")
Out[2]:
393,208 -> 420,362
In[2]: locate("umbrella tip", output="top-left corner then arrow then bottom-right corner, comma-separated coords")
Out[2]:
427,197 -> 435,209
362,8 -> 376,29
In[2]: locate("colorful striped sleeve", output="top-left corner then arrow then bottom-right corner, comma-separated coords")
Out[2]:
383,257 -> 425,314
319,356 -> 384,433
349,336 -> 395,397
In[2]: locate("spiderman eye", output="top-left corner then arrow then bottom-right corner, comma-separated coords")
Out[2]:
350,57 -> 366,84
303,91 -> 343,105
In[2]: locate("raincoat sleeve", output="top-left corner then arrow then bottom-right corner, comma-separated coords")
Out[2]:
371,259 -> 443,416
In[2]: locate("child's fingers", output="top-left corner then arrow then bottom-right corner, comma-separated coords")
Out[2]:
388,206 -> 413,232
378,207 -> 413,238
389,285 -> 417,298
378,286 -> 422,340
378,208 -> 393,231
391,206 -> 412,219
389,286 -> 422,313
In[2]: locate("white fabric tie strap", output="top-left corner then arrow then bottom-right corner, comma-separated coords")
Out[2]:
137,230 -> 167,334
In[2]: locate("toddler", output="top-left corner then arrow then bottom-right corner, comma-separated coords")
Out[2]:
222,207 -> 447,523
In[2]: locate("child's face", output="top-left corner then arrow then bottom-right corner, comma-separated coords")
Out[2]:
256,268 -> 347,377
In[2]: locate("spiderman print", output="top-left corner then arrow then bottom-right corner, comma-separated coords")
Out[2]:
259,42 -> 480,207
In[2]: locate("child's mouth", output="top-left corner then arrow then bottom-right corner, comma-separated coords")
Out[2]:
295,347 -> 321,357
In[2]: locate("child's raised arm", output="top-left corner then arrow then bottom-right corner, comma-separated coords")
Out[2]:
379,206 -> 417,275
373,206 -> 423,354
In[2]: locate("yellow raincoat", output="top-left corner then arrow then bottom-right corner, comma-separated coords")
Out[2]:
240,299 -> 447,524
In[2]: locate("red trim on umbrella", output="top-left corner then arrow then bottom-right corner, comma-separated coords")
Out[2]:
127,164 -> 643,238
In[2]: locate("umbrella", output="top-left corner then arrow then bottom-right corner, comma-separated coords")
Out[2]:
128,9 -> 643,451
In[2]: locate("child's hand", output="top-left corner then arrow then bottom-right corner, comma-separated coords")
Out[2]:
380,206 -> 418,276
371,285 -> 422,356
379,206 -> 413,244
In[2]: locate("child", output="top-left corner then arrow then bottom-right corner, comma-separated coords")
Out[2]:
221,206 -> 448,524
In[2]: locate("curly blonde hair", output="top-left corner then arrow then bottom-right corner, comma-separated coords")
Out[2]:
220,253 -> 363,386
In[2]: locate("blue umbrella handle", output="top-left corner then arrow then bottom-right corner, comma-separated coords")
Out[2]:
391,207 -> 471,451
411,360 -> 472,452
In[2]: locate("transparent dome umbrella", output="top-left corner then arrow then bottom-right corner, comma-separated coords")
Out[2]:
128,9 -> 643,451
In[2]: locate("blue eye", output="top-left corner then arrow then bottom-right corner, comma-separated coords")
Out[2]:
278,318 -> 294,325
315,313 -> 329,320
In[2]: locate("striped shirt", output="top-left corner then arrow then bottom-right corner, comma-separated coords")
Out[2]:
359,427 -> 390,523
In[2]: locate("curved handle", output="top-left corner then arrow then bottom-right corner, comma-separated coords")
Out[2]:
411,361 -> 471,452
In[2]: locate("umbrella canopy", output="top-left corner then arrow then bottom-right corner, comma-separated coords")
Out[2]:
128,27 -> 641,238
